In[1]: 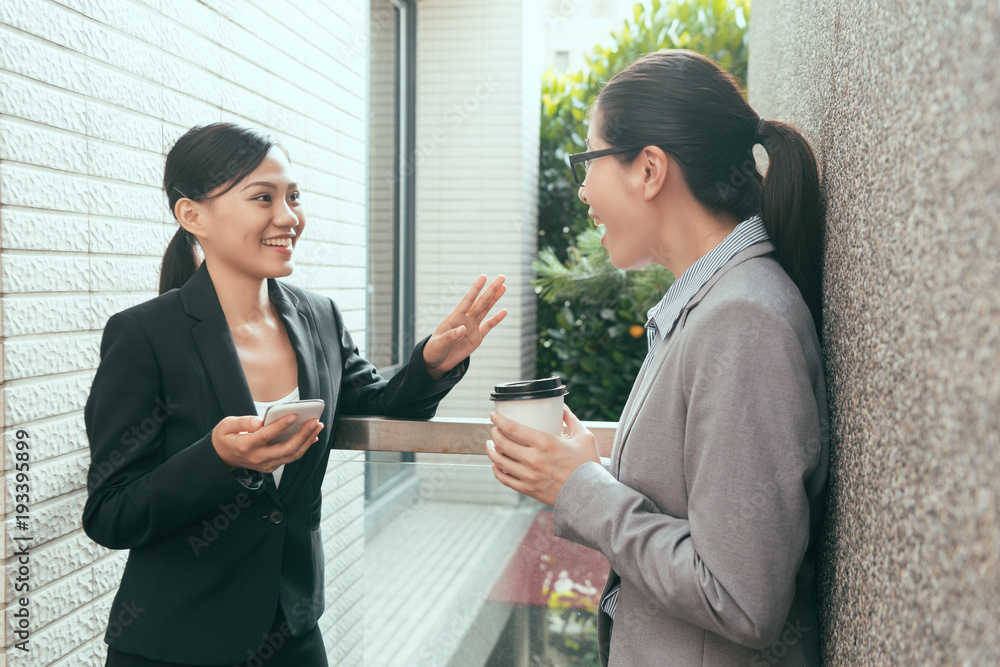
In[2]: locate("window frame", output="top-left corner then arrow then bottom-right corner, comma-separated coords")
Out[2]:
364,0 -> 419,504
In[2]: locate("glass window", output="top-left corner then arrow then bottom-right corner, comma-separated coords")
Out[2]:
366,0 -> 417,505
554,49 -> 570,71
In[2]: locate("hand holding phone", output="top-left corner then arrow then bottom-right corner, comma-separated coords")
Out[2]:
210,399 -> 326,472
261,399 -> 326,444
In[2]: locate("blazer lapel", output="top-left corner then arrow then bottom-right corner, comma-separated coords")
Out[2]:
180,264 -> 322,504
611,241 -> 777,476
611,336 -> 671,476
266,280 -> 322,498
181,264 -> 257,422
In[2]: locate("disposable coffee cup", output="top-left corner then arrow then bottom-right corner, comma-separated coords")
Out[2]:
490,377 -> 568,436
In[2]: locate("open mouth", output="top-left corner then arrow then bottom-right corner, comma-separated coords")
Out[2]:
262,238 -> 294,249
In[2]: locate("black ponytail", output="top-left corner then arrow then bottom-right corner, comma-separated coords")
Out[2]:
593,50 -> 825,338
756,120 -> 824,335
159,227 -> 200,294
159,122 -> 275,293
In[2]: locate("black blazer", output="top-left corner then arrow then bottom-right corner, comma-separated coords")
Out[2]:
82,262 -> 467,664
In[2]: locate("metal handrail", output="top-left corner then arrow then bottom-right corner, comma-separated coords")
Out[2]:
334,416 -> 618,458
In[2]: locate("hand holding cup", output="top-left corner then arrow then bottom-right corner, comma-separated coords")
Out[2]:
486,381 -> 599,507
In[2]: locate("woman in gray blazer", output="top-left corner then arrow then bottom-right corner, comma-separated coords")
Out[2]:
488,51 -> 828,666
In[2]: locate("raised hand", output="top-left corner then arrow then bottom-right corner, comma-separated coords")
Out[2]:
422,274 -> 508,379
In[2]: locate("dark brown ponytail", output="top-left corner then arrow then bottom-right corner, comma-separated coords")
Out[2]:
593,50 -> 825,337
159,122 -> 275,293
159,227 -> 200,294
756,120 -> 824,335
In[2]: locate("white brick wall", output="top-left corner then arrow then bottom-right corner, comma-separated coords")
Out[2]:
1,0 -> 370,664
413,0 -> 544,419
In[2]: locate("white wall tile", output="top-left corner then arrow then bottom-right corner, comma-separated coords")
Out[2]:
414,0 -> 541,420
1,0 -> 370,659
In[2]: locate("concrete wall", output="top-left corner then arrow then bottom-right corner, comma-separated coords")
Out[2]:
749,2 -> 1000,663
0,0 -> 369,663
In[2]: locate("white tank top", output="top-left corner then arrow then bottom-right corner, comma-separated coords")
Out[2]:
252,386 -> 300,487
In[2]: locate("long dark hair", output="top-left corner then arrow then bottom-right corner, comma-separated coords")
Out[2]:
159,122 -> 276,294
594,50 -> 824,335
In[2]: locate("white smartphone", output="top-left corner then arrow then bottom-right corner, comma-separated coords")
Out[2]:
261,399 -> 326,444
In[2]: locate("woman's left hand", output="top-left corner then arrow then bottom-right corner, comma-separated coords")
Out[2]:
486,405 -> 600,506
422,275 -> 507,379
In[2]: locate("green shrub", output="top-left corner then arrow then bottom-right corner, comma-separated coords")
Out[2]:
535,229 -> 674,421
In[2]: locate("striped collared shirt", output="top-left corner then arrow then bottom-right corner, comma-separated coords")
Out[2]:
600,214 -> 769,621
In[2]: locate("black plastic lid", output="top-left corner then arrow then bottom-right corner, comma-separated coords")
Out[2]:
490,377 -> 568,401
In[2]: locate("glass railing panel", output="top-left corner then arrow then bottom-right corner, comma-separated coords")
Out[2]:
324,456 -> 609,667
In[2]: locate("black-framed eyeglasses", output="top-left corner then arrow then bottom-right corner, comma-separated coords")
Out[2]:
568,146 -> 644,186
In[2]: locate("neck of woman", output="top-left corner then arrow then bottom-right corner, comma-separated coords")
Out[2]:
204,260 -> 275,328
653,205 -> 740,278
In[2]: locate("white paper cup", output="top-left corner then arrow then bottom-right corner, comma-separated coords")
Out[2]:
491,377 -> 568,436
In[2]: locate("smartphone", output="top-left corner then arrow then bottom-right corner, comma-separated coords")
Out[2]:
261,399 -> 326,444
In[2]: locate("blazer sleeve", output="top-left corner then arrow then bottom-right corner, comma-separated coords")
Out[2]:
552,300 -> 822,649
82,311 -> 254,550
329,298 -> 469,418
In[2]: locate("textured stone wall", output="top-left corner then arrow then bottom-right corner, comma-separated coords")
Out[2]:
0,0 -> 369,663
749,1 -> 1000,664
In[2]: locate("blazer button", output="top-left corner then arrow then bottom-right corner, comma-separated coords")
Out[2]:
268,509 -> 285,525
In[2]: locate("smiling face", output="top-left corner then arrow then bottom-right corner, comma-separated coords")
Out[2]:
180,146 -> 304,281
578,109 -> 660,270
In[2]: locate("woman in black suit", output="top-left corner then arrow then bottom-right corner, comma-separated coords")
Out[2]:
82,122 -> 506,666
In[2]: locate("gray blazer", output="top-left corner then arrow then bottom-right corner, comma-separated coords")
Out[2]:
553,241 -> 829,666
